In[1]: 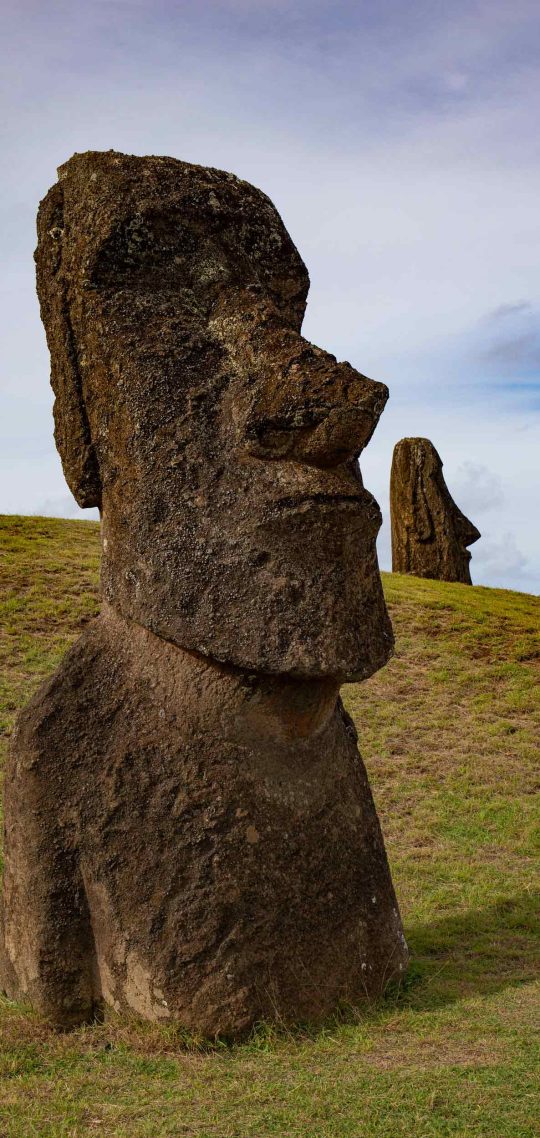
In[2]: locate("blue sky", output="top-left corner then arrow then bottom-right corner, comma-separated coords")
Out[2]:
1,0 -> 539,591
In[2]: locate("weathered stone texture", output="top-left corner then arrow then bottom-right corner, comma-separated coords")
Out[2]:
390,437 -> 480,584
2,607 -> 406,1033
35,150 -> 392,679
1,151 -> 407,1034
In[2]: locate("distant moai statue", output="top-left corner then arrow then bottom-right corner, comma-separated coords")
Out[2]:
390,437 -> 480,584
1,151 -> 408,1036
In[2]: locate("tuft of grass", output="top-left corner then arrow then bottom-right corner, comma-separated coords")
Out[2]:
0,516 -> 539,1137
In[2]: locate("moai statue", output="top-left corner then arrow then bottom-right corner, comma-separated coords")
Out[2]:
390,437 -> 480,584
1,152 -> 408,1035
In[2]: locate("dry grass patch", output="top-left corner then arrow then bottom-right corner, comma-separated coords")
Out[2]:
0,516 -> 539,1137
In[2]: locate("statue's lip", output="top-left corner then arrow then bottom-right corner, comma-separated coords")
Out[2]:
238,453 -> 373,511
246,457 -> 364,498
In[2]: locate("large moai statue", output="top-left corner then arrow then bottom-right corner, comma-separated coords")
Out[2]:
390,437 -> 480,584
1,151 -> 407,1035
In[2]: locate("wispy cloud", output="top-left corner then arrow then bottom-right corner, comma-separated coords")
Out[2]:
35,495 -> 99,522
473,532 -> 528,582
452,462 -> 504,513
473,300 -> 540,380
487,301 -> 532,322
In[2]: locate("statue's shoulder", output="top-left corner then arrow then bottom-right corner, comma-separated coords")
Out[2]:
7,616 -> 115,775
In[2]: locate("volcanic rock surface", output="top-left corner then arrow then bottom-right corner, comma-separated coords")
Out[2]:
1,151 -> 408,1034
390,437 -> 480,584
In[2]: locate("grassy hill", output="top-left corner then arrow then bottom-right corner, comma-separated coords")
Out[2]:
0,515 -> 539,1138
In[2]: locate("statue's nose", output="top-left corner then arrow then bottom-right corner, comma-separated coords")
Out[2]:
238,335 -> 388,469
454,510 -> 481,549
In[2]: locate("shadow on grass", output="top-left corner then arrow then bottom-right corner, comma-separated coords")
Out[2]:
0,891 -> 537,1055
396,889 -> 540,1011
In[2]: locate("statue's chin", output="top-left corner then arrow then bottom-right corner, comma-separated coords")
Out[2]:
146,608 -> 391,684
100,506 -> 390,680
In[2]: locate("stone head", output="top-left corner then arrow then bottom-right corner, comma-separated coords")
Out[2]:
36,150 -> 393,678
390,437 -> 480,584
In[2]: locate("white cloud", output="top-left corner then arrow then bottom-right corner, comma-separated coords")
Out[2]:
451,461 -> 504,513
473,532 -> 528,582
35,496 -> 99,522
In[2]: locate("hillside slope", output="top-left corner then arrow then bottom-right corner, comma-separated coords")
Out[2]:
0,515 -> 539,1138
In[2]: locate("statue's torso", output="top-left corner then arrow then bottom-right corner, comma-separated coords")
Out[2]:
2,609 -> 406,1033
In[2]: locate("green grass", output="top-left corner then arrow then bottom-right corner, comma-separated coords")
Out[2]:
1,515 -> 539,1137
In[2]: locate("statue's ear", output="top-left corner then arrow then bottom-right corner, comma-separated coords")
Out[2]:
35,182 -> 101,509
412,443 -> 434,543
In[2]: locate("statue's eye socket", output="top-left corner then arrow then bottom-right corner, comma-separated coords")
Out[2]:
91,215 -> 201,284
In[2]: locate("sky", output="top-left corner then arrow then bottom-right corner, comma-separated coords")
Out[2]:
1,0 -> 539,593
